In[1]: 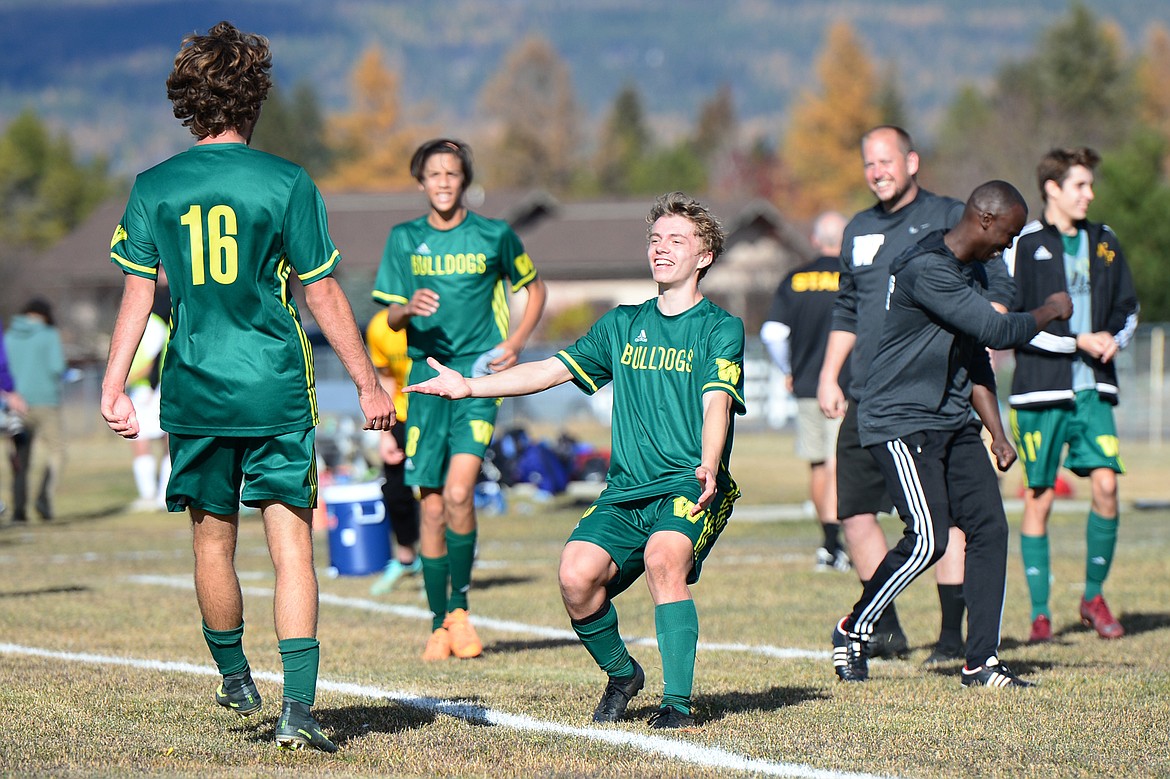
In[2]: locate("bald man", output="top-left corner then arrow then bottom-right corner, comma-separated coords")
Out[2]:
761,211 -> 851,571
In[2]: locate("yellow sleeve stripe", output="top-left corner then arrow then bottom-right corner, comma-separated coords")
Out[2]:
556,350 -> 598,393
372,290 -> 409,305
111,252 -> 158,277
297,250 -> 340,282
702,381 -> 746,407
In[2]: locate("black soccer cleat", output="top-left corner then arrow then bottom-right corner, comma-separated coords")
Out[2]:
865,626 -> 910,660
215,668 -> 262,717
961,658 -> 1034,688
275,698 -> 338,753
592,658 -> 645,723
832,616 -> 869,682
922,641 -> 966,666
647,705 -> 695,730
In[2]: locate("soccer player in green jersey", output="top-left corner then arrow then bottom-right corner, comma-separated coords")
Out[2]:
406,192 -> 746,729
100,22 -> 394,754
372,139 -> 547,662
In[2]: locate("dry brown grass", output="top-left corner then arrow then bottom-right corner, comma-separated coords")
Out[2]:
1,428 -> 1168,778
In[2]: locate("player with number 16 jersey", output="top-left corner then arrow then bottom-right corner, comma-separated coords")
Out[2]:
110,144 -> 337,437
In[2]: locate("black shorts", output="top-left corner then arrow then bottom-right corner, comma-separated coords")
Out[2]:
835,402 -> 894,518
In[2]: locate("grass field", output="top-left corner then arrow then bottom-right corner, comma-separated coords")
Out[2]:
1,427 -> 1169,778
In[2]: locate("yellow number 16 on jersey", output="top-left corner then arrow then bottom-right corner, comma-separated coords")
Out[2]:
181,204 -> 239,285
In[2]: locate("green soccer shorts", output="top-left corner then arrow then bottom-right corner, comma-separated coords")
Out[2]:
402,356 -> 500,489
166,429 -> 318,514
569,484 -> 738,599
1011,390 -> 1124,488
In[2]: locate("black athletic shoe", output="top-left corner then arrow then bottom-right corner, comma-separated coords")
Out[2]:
960,658 -> 1034,688
647,705 -> 695,729
865,626 -> 910,659
215,669 -> 262,717
922,642 -> 966,666
832,616 -> 869,682
592,659 -> 645,722
275,698 -> 338,753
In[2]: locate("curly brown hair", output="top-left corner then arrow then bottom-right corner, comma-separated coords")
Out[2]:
646,191 -> 726,281
166,21 -> 272,140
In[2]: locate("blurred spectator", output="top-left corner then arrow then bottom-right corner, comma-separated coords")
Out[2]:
4,298 -> 65,521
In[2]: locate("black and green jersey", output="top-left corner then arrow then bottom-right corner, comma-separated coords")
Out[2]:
110,144 -> 339,436
556,297 -> 746,504
371,211 -> 538,361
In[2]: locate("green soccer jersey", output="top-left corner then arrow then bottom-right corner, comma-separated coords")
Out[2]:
371,211 -> 538,361
556,297 -> 746,504
110,144 -> 339,436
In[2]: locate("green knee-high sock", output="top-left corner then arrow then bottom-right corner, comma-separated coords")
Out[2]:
1021,534 -> 1050,620
655,599 -> 699,715
446,528 -> 477,613
202,621 -> 248,677
421,555 -> 450,630
570,601 -> 634,678
1085,511 -> 1119,600
278,637 -> 320,707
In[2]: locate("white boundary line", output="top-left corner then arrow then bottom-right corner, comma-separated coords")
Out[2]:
0,642 -> 897,779
126,574 -> 830,661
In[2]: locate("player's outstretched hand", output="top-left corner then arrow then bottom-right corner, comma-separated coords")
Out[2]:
404,357 -> 472,400
691,465 -> 717,515
101,390 -> 140,440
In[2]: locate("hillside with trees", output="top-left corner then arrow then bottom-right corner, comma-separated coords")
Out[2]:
4,1 -> 1170,320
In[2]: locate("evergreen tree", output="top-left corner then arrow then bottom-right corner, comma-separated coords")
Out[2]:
251,81 -> 334,178
0,109 -> 113,249
1093,129 -> 1170,322
933,3 -> 1136,200
594,84 -> 652,195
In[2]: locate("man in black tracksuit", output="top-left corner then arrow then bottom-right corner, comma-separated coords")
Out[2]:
831,180 -> 1072,688
818,125 -> 1015,662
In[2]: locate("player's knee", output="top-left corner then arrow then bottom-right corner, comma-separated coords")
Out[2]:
558,557 -> 603,604
443,481 -> 475,511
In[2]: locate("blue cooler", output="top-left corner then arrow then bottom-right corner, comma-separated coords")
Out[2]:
322,481 -> 390,576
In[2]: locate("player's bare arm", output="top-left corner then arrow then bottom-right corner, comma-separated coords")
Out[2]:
406,354 -> 571,400
817,329 -> 856,419
101,274 -> 156,439
491,277 -> 548,372
693,390 -> 733,515
304,277 -> 394,431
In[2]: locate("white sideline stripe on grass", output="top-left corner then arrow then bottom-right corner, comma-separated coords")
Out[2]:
0,642 -> 895,779
126,574 -> 830,661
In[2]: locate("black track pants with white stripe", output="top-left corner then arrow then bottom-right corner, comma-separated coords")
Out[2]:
850,422 -> 1009,668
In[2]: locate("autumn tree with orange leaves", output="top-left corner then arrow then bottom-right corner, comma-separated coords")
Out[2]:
780,21 -> 880,220
320,47 -> 424,192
